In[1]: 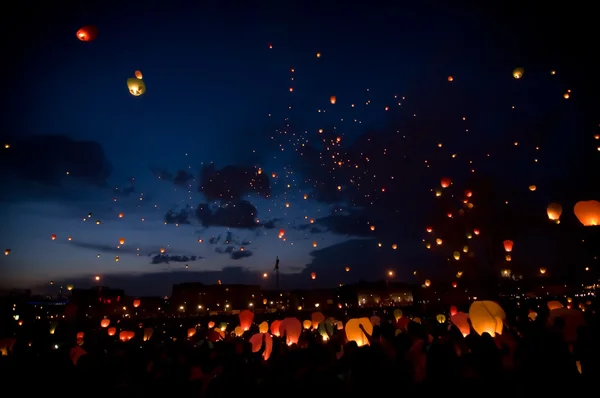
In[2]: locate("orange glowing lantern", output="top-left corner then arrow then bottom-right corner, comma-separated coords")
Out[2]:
330,95 -> 337,104
134,70 -> 143,79
468,301 -> 505,336
119,237 -> 125,245
574,200 -> 600,226
345,318 -> 373,347
311,272 -> 316,280
278,317 -> 302,345
100,318 -> 110,328
133,299 -> 140,308
208,321 -> 215,328
239,309 -> 254,331
547,202 -> 562,222
107,327 -> 116,336
51,234 -> 57,240
503,240 -> 514,252
270,320 -> 281,337
440,177 -> 451,188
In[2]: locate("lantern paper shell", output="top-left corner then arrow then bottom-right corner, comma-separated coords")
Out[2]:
303,320 -> 312,329
311,311 -> 325,329
100,318 -> 110,328
345,318 -> 373,347
143,327 -> 153,341
512,67 -> 524,79
468,301 -> 505,336
258,321 -> 269,334
547,300 -> 564,311
278,317 -> 302,345
250,332 -> 273,360
449,305 -> 457,317
76,25 -> 98,42
270,320 -> 281,336
450,312 -> 470,336
127,77 -> 146,96
393,309 -> 403,321
547,308 -> 585,342
436,314 -> 446,324
133,299 -> 140,308
187,328 -> 196,338
239,309 -> 254,331
574,200 -> 600,226
370,315 -> 381,326
107,327 -> 116,336
440,177 -> 451,188
547,202 -> 562,221
208,321 -> 215,329
503,240 -> 514,252
330,95 -> 336,104
134,70 -> 143,79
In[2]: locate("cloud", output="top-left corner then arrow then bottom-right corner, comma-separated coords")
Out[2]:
150,166 -> 194,186
68,241 -> 142,255
164,206 -> 192,224
150,254 -> 201,264
198,164 -> 270,201
0,134 -> 112,187
195,200 -> 267,229
214,245 -> 253,260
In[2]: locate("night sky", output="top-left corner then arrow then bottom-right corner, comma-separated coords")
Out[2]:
1,1 -> 599,296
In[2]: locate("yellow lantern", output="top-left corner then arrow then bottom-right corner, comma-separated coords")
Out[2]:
436,314 -> 446,324
424,279 -> 431,287
127,77 -> 146,96
453,251 -> 460,260
512,67 -> 524,79
345,318 -> 373,347
258,321 -> 269,334
468,301 -> 505,336
302,320 -> 312,329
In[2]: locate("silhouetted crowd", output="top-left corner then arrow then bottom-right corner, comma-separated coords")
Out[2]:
1,310 -> 598,397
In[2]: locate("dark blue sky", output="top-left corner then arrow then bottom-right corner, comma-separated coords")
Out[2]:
1,1 -> 599,295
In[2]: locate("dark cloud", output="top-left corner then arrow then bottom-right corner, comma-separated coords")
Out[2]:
149,166 -> 194,187
195,200 -> 265,229
173,170 -> 194,186
67,241 -> 142,255
198,164 -> 270,202
0,134 -> 112,187
214,245 -> 253,260
151,254 -> 200,264
164,206 -> 192,225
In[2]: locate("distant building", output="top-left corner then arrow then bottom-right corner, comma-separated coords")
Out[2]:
171,282 -> 261,314
69,286 -> 125,318
341,281 -> 415,308
288,288 -> 338,311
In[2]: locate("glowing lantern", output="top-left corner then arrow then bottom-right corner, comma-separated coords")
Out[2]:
187,328 -> 196,338
440,177 -> 451,188
452,281 -> 457,288
278,317 -> 302,345
4,249 -> 10,255
115,256 -> 119,262
119,238 -> 125,245
134,70 -> 143,79
468,301 -> 505,336
424,279 -> 431,287
529,185 -> 537,191
345,318 -> 373,347
503,240 -> 514,252
330,95 -> 336,104
270,320 -> 281,336
250,332 -> 273,360
133,299 -> 140,308
208,321 -> 215,328
76,331 -> 84,339
76,25 -> 98,42
453,251 -> 460,260
311,272 -> 316,280
51,234 -> 56,240
392,243 -> 398,250
312,241 -> 317,248
279,229 -> 285,237
436,314 -> 446,324
435,238 -> 442,245
345,266 -> 350,272
143,327 -> 153,341
67,284 -> 73,291
463,245 -> 468,253
258,321 -> 269,334
126,77 -> 146,96
547,300 -> 563,311
303,320 -> 312,329
449,305 -> 457,316
450,312 -> 470,336
393,309 -> 403,321
539,267 -> 547,275
426,227 -> 432,233
100,318 -> 110,328
547,202 -> 562,222
370,225 -> 375,231
239,309 -> 254,331
574,200 -> 600,226
447,76 -> 454,82
311,311 -> 325,329
512,67 -> 524,79
107,327 -> 116,336
473,228 -> 480,235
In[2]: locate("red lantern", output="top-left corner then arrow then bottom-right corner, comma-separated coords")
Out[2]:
440,177 -> 451,188
76,26 -> 98,42
310,272 -> 316,280
503,240 -> 514,252
133,299 -> 140,308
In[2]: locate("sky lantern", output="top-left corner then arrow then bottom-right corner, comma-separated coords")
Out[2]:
440,177 -> 451,188
447,76 -> 453,82
133,299 -> 140,308
450,312 -> 470,337
118,212 -> 124,218
100,318 -> 110,328
392,243 -> 398,250
469,300 -> 505,336
436,314 -> 446,324
574,200 -> 600,226
435,238 -> 442,245
115,256 -> 119,262
278,318 -> 302,345
107,327 -> 116,336
270,320 -> 281,336
512,67 -> 524,79
134,70 -> 143,79
547,300 -> 563,310
539,267 -> 547,275
4,249 -> 10,255
426,227 -> 432,233
310,272 -> 316,280
119,238 -> 125,245
345,318 -> 373,347
503,240 -> 513,252
453,251 -> 460,260
250,332 -> 273,360
370,225 -> 375,231
345,266 -> 350,272
51,234 -> 56,240
258,321 -> 269,334
67,284 -> 73,291
278,229 -> 285,238
160,248 -> 165,253
127,77 -> 146,96
547,202 -> 563,222
312,241 -> 317,247
239,309 -> 254,331
424,279 -> 431,287
330,95 -> 336,104
529,185 -> 537,191
473,228 -> 480,235
76,25 -> 98,42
